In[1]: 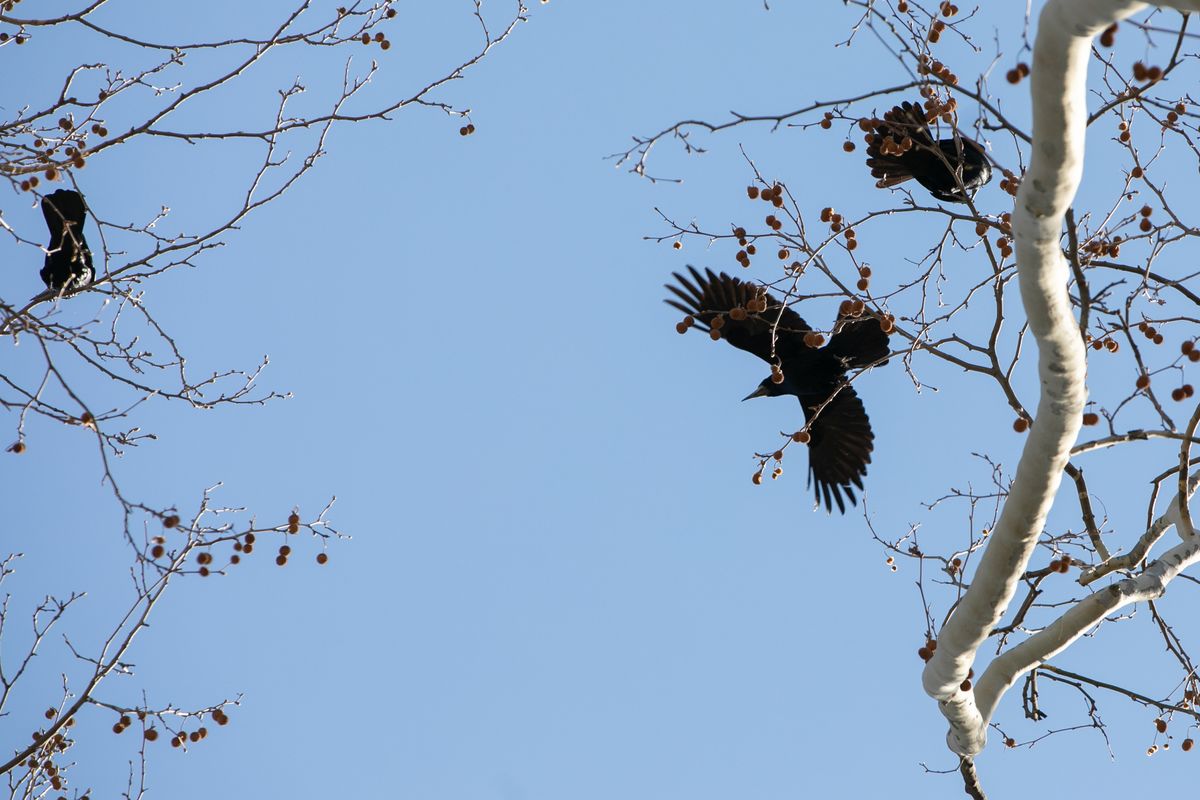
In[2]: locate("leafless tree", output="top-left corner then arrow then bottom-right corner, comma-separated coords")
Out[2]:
622,1 -> 1200,795
0,2 -> 526,797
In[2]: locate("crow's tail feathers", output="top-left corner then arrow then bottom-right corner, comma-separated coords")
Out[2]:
827,315 -> 891,369
865,99 -> 934,188
41,190 -> 88,231
864,154 -> 915,187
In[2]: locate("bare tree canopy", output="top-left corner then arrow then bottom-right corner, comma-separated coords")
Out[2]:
10,0 -> 1200,797
633,0 -> 1200,794
2,2 -> 524,797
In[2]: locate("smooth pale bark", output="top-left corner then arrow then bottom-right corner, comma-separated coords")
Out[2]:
920,0 -> 1155,756
974,472 -> 1200,724
1078,473 -> 1200,585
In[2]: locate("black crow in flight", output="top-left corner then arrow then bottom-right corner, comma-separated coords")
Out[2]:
40,189 -> 94,293
865,99 -> 991,204
666,267 -> 890,513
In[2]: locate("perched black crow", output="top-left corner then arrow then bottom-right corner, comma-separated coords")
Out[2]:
666,267 -> 890,513
865,99 -> 991,204
40,189 -> 94,293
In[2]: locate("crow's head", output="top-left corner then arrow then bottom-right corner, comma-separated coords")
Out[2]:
743,375 -> 791,401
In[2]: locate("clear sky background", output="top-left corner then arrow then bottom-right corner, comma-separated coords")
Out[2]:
5,1 -> 1200,797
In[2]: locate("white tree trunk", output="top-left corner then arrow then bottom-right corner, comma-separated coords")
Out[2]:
914,0 -> 1200,757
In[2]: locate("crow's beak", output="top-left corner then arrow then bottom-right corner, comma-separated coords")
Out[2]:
742,385 -> 770,401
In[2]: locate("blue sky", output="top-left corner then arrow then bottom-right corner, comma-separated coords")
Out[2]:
5,1 -> 1200,797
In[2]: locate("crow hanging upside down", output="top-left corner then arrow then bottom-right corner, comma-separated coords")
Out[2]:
40,189 -> 94,294
865,99 -> 992,204
665,267 -> 891,513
